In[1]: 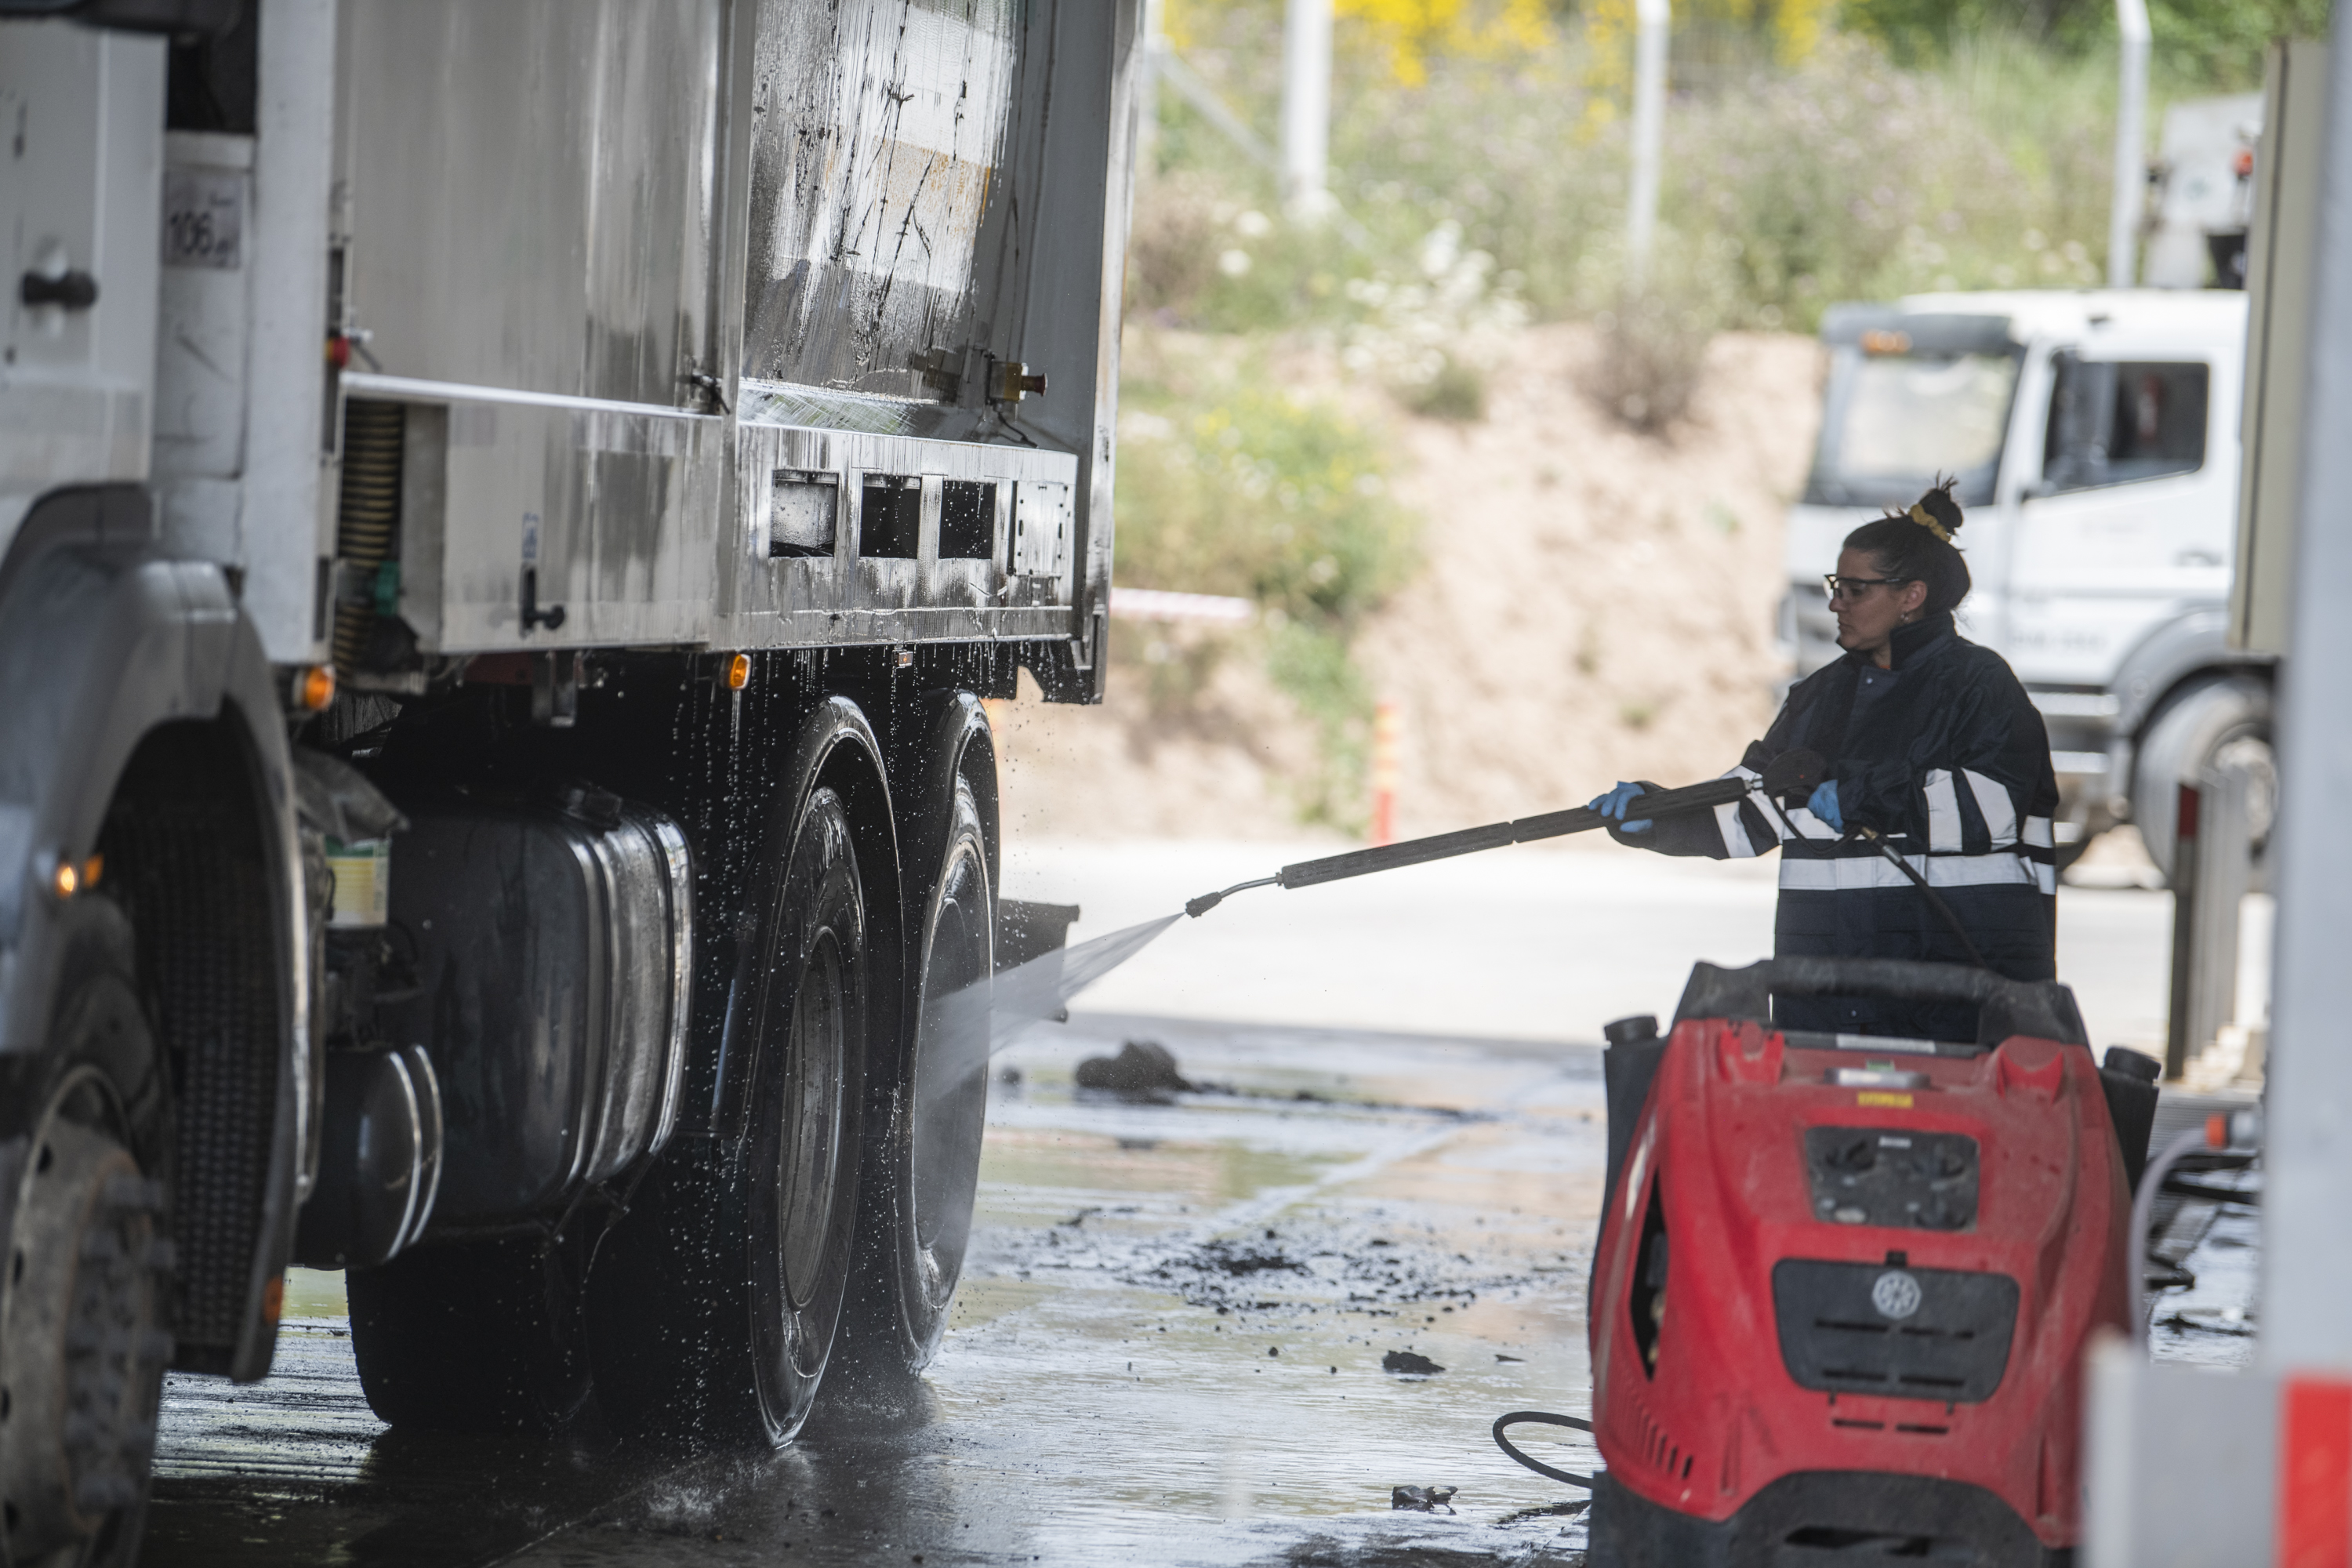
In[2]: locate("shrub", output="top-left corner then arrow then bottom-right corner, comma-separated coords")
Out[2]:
1114,347 -> 1420,824
1403,354 -> 1489,421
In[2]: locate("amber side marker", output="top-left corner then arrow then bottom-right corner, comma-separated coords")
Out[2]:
51,862 -> 78,900
726,653 -> 752,691
297,664 -> 337,712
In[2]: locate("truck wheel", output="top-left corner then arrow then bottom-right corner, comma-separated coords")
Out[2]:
347,1234 -> 591,1433
2131,675 -> 2274,887
1,901 -> 170,1568
856,771 -> 993,1374
588,786 -> 869,1447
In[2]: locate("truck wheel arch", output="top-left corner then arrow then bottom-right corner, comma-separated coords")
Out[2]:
0,486 -> 305,1384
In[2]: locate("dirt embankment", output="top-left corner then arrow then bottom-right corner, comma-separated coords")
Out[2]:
990,322 -> 1827,843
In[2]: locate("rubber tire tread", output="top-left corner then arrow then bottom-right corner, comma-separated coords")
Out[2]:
846,767 -> 993,1377
14,897 -> 165,1568
586,786 -> 868,1448
347,1235 -> 591,1433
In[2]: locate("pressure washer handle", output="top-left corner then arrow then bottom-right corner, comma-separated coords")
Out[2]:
1273,775 -> 1751,891
1180,750 -> 1824,917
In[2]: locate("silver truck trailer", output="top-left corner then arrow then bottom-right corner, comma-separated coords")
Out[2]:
0,2 -> 1138,1557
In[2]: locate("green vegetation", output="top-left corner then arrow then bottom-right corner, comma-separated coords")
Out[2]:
1113,347 -> 1418,827
1148,0 -> 2318,335
1121,0 -> 2317,825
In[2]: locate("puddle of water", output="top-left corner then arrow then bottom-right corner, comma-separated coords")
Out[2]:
2147,1202 -> 2259,1369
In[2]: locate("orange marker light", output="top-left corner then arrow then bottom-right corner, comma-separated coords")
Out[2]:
298,664 -> 336,712
51,861 -> 78,899
81,855 -> 103,890
726,653 -> 752,691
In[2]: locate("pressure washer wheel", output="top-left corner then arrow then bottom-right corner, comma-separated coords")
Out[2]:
1,1087 -> 172,1567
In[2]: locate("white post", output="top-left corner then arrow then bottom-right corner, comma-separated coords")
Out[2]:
1280,0 -> 1332,219
2109,0 -> 2151,288
1626,0 -> 1670,289
1138,0 -> 1163,178
2261,1 -> 2352,1370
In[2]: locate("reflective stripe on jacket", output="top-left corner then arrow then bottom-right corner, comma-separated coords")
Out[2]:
1620,612 -> 2060,1040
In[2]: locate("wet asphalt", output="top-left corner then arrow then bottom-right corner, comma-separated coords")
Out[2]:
140,846 -> 2256,1567
146,1010 -> 1613,1568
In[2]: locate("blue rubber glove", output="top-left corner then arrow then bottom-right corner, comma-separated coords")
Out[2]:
1807,779 -> 1843,833
1588,781 -> 1652,834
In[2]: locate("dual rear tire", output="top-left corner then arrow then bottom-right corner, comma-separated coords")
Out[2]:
587,784 -> 871,1446
350,695 -> 1000,1447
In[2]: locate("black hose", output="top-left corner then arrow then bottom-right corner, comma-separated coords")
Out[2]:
1492,1411 -> 1599,1488
1852,829 -> 1993,971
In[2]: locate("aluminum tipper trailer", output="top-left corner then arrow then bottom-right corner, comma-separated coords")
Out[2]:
0,1 -> 1140,1552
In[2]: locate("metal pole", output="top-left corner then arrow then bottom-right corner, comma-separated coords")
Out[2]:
2190,762 -> 2252,1065
1279,0 -> 1332,219
2163,780 -> 2201,1079
2108,0 -> 2151,288
2260,0 -> 2352,1370
1626,0 -> 1669,289
1138,0 -> 1163,179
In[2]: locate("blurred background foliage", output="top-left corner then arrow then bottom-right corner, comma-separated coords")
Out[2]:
1113,339 -> 1420,824
1112,0 -> 2323,822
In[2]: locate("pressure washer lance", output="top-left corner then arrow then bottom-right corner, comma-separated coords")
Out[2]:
1182,750 -> 1829,919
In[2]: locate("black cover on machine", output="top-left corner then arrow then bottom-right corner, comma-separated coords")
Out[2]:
1771,1259 -> 2019,1404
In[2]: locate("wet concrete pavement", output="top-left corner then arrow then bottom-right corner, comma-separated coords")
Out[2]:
143,841 -> 2254,1566
147,1011 -> 1614,1567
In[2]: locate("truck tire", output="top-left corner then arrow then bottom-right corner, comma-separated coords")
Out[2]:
854,768 -> 994,1374
2131,675 -> 2274,887
346,1234 -> 591,1433
586,786 -> 869,1447
1,899 -> 171,1568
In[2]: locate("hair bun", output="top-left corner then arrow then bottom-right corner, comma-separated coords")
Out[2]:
1915,478 -> 1965,539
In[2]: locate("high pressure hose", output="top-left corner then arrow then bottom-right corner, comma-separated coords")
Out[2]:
1847,827 -> 1993,971
1493,1411 -> 1599,1488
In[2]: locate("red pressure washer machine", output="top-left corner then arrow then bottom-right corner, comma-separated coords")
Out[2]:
1584,957 -> 2159,1567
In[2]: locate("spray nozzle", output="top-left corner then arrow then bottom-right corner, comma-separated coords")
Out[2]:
1185,876 -> 1279,919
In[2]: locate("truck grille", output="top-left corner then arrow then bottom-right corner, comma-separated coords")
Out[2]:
1772,1259 -> 2017,1404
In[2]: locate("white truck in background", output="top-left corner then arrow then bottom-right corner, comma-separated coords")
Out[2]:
1781,289 -> 2265,880
1779,67 -> 2323,887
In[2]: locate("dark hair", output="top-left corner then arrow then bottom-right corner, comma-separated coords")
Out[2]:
1841,478 -> 1971,615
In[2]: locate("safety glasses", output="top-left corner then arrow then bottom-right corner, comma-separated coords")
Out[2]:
1822,573 -> 1916,603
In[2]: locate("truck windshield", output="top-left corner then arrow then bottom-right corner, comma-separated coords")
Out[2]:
1803,349 -> 2020,509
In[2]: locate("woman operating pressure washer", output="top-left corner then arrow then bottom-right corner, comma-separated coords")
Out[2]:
1588,481 -> 2060,1041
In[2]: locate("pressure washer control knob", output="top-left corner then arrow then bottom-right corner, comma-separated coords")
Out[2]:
1603,1014 -> 1660,1047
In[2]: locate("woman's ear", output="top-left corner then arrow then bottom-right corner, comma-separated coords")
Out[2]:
1902,579 -> 1930,618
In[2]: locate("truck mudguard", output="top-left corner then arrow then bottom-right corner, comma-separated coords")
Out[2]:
0,485 -> 306,1382
2107,605 -> 2267,742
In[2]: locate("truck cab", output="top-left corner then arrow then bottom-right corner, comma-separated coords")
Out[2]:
1782,290 -> 2268,878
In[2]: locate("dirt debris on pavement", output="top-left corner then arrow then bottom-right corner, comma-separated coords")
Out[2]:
1381,1351 -> 1446,1376
1072,1039 -> 1192,1099
1390,1485 -> 1460,1513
